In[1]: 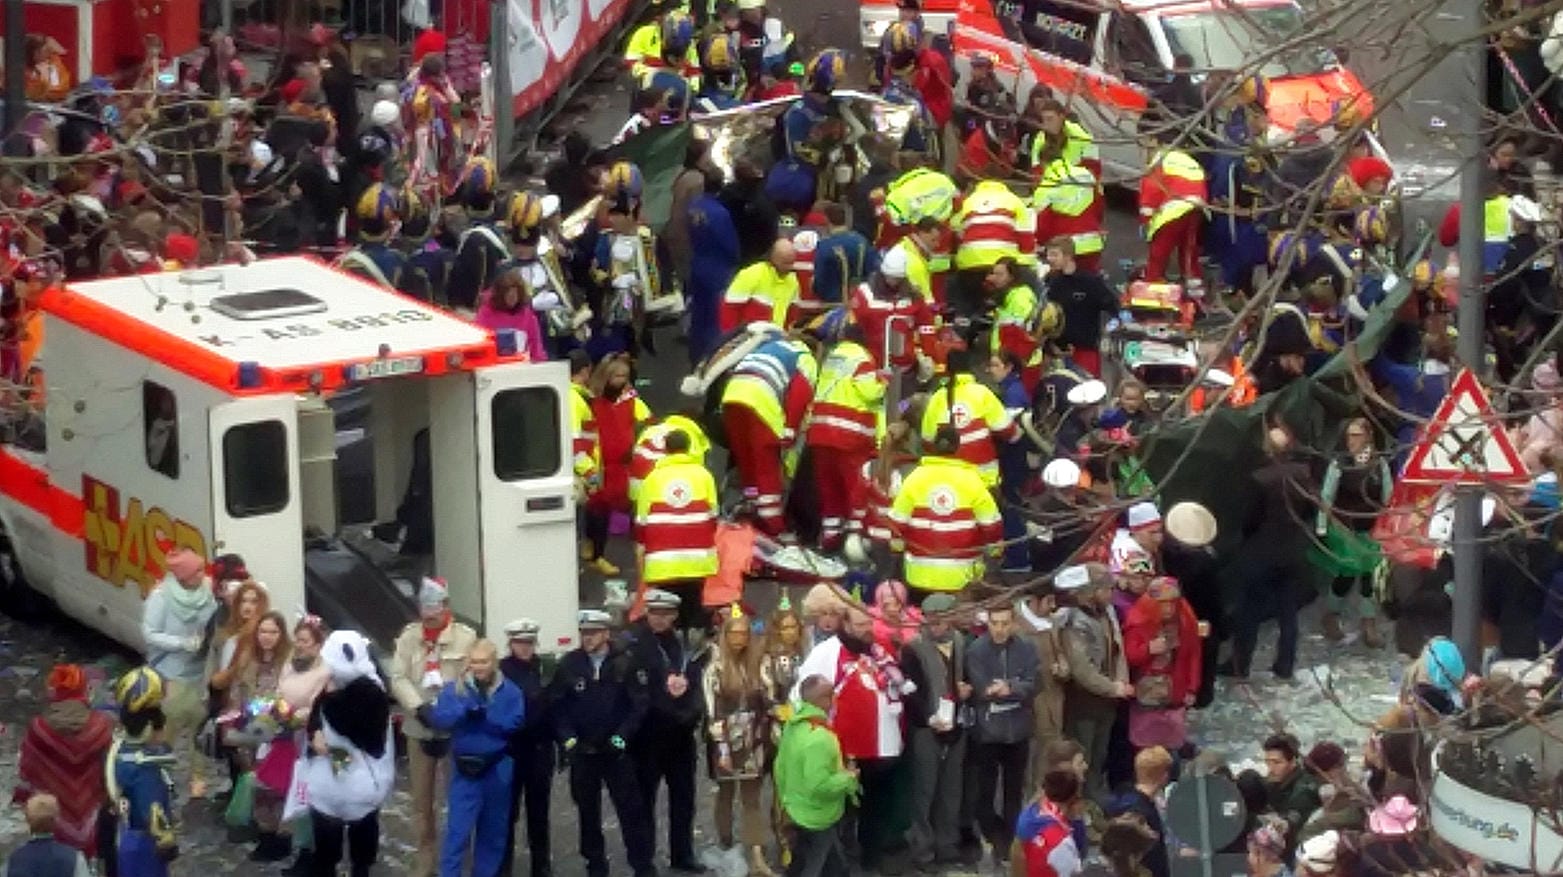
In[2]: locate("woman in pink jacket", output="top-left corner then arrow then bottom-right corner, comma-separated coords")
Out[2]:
475,268 -> 548,361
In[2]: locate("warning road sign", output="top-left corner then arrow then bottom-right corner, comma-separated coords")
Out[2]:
1402,369 -> 1527,485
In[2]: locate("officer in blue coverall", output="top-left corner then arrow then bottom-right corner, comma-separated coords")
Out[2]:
551,609 -> 657,877
1207,105 -> 1275,298
430,639 -> 525,877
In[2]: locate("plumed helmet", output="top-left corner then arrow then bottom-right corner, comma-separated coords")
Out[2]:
456,156 -> 497,207
508,190 -> 545,232
886,21 -> 920,55
1410,258 -> 1435,289
115,666 -> 166,714
1035,300 -> 1064,339
803,306 -> 856,344
806,49 -> 847,95
356,182 -> 403,227
1233,74 -> 1268,107
662,10 -> 695,56
604,161 -> 645,206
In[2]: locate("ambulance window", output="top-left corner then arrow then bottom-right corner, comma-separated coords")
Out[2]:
143,381 -> 180,479
1105,14 -> 1164,83
491,388 -> 561,481
223,421 -> 289,517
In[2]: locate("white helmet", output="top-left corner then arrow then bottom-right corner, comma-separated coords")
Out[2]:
880,245 -> 909,279
370,99 -> 400,128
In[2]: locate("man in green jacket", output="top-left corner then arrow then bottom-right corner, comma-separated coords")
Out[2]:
775,674 -> 860,877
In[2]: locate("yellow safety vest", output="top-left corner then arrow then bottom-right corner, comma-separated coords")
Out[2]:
883,168 -> 960,226
1145,149 -> 1206,237
1032,160 -> 1104,256
725,260 -> 800,327
808,340 -> 886,445
721,342 -> 820,438
570,383 -> 599,479
953,180 -> 1035,271
887,455 -> 1002,592
991,284 -> 1039,355
919,373 -> 1014,488
628,415 -> 712,503
1029,119 -> 1098,171
635,453 -> 720,583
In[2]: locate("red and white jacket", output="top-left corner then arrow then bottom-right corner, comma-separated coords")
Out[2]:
955,180 -> 1037,267
850,279 -> 939,373
794,636 -> 905,760
860,455 -> 917,545
1137,148 -> 1208,230
805,340 -> 884,453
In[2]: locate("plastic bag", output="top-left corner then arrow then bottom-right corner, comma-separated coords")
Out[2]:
698,844 -> 749,877
224,771 -> 256,829
281,755 -> 311,824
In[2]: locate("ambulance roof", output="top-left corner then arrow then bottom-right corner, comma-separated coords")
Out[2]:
43,256 -> 520,395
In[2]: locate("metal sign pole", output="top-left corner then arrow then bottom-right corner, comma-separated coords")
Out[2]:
1451,0 -> 1487,671
490,0 -> 513,167
3,0 -> 25,139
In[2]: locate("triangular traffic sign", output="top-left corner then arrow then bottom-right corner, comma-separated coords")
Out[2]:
1401,369 -> 1528,484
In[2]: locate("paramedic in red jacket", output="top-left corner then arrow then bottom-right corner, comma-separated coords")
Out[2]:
1138,136 -> 1208,289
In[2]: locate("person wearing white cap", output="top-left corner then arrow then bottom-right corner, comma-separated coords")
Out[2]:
623,589 -> 707,872
1160,500 -> 1221,704
1110,501 -> 1164,575
1054,563 -> 1133,800
388,576 -> 478,877
499,619 -> 554,877
1055,378 -> 1107,458
550,609 -> 657,877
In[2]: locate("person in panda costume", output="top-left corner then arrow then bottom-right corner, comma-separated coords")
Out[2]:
299,630 -> 396,877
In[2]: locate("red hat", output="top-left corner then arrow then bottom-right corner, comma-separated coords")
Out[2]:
164,232 -> 200,264
1347,156 -> 1393,189
280,78 -> 307,104
47,664 -> 88,702
308,23 -> 335,45
412,29 -> 448,63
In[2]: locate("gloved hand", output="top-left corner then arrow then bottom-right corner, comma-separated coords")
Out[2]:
414,704 -> 436,730
610,734 -> 627,751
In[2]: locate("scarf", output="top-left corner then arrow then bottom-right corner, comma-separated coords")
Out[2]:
422,617 -> 449,676
164,578 -> 215,625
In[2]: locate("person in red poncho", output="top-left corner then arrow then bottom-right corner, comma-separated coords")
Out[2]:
13,664 -> 115,858
1121,577 -> 1202,753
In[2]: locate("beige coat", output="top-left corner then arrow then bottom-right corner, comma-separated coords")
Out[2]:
389,620 -> 478,739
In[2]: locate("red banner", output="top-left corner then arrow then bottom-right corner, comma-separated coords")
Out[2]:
508,0 -> 634,118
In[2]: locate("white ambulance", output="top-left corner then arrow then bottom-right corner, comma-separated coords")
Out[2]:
0,256 -> 580,654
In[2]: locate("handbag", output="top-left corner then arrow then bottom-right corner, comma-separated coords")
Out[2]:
1128,704 -> 1187,748
281,754 -> 311,824
1134,674 -> 1172,708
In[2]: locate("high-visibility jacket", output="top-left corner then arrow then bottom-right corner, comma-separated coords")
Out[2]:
850,278 -> 939,372
806,340 -> 886,452
628,415 -> 712,503
954,180 -> 1037,270
861,454 -> 918,545
635,451 -> 721,584
991,283 -> 1043,373
888,455 -> 1003,592
1188,359 -> 1258,413
1029,119 -> 1100,179
721,337 -> 819,440
891,236 -> 935,303
1483,194 -> 1513,275
1139,149 -> 1208,236
880,168 -> 960,229
722,260 -> 800,332
1032,161 -> 1105,257
570,383 -> 600,481
920,373 -> 1019,487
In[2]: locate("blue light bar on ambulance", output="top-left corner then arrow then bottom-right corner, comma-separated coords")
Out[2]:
238,361 -> 264,388
494,328 -> 520,357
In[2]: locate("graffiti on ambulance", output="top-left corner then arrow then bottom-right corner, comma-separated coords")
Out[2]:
81,475 -> 208,597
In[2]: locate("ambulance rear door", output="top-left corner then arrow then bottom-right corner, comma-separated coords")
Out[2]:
208,396 -> 306,613
472,361 -> 579,653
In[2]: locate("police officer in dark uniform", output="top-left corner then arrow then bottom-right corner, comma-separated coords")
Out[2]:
500,618 -> 556,877
624,590 -> 708,873
551,609 -> 658,877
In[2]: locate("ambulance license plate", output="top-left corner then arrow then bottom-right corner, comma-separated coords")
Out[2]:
349,356 -> 424,381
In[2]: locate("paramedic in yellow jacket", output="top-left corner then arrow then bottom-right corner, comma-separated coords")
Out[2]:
635,429 -> 721,627
629,414 -> 713,502
952,178 -> 1035,317
805,323 -> 888,552
567,350 -> 605,571
889,424 -> 1005,596
720,334 -> 819,537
